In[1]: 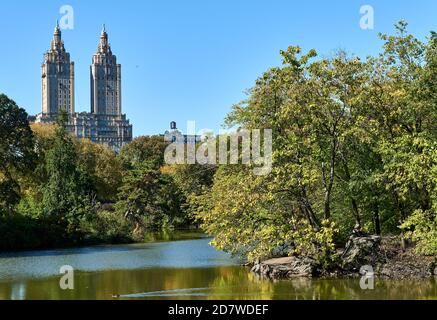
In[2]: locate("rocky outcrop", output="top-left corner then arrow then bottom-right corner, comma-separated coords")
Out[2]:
250,235 -> 437,280
340,235 -> 383,272
251,256 -> 317,279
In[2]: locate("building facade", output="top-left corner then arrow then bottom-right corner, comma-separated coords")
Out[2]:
163,121 -> 202,144
36,24 -> 132,152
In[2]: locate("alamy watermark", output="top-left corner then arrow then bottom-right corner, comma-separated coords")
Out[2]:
360,5 -> 374,30
59,265 -> 74,290
359,265 -> 374,290
59,5 -> 74,30
164,121 -> 272,176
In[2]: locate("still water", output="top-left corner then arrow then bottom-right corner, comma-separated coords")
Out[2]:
0,231 -> 436,300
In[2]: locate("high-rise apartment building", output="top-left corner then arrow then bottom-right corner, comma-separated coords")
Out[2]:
41,22 -> 75,115
36,24 -> 132,152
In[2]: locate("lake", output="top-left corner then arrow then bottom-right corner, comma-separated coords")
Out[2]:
0,231 -> 436,300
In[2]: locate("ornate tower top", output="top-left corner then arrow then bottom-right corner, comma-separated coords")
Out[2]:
54,20 -> 60,34
51,21 -> 64,52
97,24 -> 111,54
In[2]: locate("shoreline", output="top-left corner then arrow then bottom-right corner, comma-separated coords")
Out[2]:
0,228 -> 203,254
250,236 -> 437,280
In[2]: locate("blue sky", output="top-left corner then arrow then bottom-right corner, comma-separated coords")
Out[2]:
1,0 -> 437,136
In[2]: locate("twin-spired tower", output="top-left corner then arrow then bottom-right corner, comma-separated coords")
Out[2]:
37,23 -> 132,152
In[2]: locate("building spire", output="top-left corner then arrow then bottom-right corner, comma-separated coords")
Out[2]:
98,24 -> 110,53
52,20 -> 63,50
54,20 -> 61,35
101,24 -> 108,39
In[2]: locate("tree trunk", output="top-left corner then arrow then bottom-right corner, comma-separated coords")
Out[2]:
300,187 -> 320,230
340,155 -> 361,226
372,202 -> 381,235
352,198 -> 361,227
323,139 -> 337,220
133,222 -> 141,235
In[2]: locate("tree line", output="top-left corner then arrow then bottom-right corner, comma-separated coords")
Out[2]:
0,99 -> 211,250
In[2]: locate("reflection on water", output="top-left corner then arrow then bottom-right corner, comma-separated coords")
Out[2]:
0,233 -> 237,281
0,231 -> 436,300
1,266 -> 437,300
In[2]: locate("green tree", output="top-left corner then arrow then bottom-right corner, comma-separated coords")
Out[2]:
116,160 -> 190,234
0,94 -> 35,215
119,135 -> 169,170
42,115 -> 95,236
75,138 -> 122,202
116,162 -> 165,233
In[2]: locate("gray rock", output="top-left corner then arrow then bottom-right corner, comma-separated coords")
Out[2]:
341,235 -> 383,271
251,256 -> 316,279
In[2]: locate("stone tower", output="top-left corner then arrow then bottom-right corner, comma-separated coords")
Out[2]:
90,25 -> 122,115
36,23 -> 132,153
41,21 -> 75,115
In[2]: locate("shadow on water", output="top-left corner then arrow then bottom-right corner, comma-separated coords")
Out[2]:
0,230 -> 207,259
0,245 -> 153,259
